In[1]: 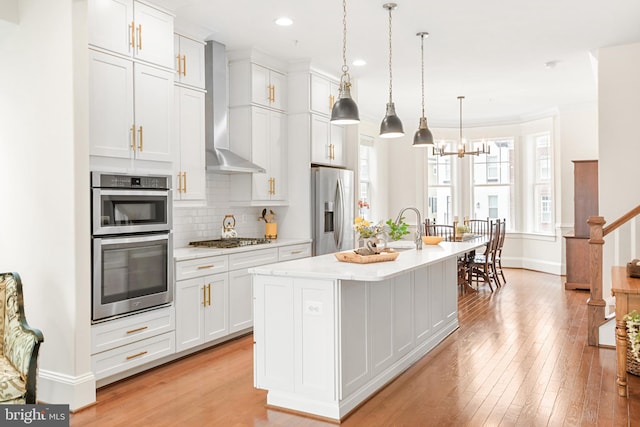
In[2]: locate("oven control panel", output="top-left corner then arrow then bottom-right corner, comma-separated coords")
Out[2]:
91,172 -> 171,190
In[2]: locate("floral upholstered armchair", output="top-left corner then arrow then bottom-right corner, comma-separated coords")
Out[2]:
0,272 -> 44,404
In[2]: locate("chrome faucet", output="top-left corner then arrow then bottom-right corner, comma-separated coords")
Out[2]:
395,207 -> 423,250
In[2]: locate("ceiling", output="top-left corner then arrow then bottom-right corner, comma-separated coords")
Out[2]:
156,0 -> 640,128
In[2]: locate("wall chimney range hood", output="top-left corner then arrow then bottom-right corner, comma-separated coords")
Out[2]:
205,40 -> 265,174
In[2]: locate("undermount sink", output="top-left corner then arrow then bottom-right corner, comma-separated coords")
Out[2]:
385,241 -> 416,251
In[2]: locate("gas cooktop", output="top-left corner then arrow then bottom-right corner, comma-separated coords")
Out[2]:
189,237 -> 271,249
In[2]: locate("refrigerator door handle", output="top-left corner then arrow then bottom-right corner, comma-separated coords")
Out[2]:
335,178 -> 345,249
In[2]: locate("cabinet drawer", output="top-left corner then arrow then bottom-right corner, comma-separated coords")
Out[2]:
278,243 -> 311,262
175,255 -> 229,281
92,331 -> 176,380
229,248 -> 278,270
91,306 -> 175,354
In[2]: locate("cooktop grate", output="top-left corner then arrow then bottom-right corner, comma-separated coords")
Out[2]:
189,237 -> 271,248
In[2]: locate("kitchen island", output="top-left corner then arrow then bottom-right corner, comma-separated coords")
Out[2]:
250,239 -> 486,421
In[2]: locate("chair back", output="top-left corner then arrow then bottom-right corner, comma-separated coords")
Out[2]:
496,218 -> 506,253
480,220 -> 500,257
424,219 -> 456,241
468,218 -> 490,235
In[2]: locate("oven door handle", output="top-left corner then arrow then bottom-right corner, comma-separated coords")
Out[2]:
94,232 -> 171,246
95,189 -> 169,197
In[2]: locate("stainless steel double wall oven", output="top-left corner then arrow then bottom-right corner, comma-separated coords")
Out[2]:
91,172 -> 173,322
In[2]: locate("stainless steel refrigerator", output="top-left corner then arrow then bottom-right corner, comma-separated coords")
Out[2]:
311,166 -> 355,256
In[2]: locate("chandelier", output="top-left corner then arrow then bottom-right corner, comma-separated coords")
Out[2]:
433,96 -> 489,158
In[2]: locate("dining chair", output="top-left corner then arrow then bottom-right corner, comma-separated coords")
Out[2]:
493,218 -> 507,285
467,218 -> 490,235
424,219 -> 456,241
467,220 -> 501,291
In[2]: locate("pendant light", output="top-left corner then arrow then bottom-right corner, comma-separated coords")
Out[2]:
330,0 -> 360,125
413,32 -> 434,146
379,3 -> 404,138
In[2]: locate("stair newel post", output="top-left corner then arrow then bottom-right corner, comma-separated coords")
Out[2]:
587,215 -> 606,346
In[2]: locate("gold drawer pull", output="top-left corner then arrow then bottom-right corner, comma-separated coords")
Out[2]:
126,351 -> 147,360
126,326 -> 148,334
291,250 -> 303,254
197,264 -> 214,269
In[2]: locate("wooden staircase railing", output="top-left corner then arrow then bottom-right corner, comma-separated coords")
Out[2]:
587,204 -> 640,346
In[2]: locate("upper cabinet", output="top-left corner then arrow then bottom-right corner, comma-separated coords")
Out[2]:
174,34 -> 205,89
89,50 -> 173,162
229,59 -> 287,112
88,0 -> 174,70
310,74 -> 339,116
173,86 -> 206,201
288,68 -> 349,168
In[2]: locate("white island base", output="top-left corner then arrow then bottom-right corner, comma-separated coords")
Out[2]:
251,241 -> 483,421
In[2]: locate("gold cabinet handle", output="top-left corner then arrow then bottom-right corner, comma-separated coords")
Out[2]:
126,351 -> 147,360
271,84 -> 276,103
137,24 -> 142,50
126,326 -> 148,334
182,55 -> 187,76
268,177 -> 275,195
202,285 -> 207,307
329,94 -> 335,110
129,22 -> 135,49
176,54 -> 182,75
138,126 -> 143,151
291,250 -> 303,255
329,144 -> 335,160
183,171 -> 187,193
197,264 -> 215,269
207,283 -> 211,306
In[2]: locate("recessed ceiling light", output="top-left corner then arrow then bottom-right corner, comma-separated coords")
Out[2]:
352,59 -> 366,66
275,17 -> 293,26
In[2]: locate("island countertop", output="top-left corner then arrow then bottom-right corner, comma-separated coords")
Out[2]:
250,238 -> 486,281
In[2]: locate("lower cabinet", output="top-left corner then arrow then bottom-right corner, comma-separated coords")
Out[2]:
174,243 -> 308,353
91,305 -> 175,381
175,272 -> 229,352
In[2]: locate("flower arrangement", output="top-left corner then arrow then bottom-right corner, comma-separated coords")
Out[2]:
354,217 -> 385,240
624,309 -> 640,362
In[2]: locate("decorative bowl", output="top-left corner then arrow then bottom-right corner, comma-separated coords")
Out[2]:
422,236 -> 444,245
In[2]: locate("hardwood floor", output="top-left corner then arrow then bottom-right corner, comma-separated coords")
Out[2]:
71,269 -> 640,426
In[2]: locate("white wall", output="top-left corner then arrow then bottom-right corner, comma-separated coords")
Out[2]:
0,0 -> 94,409
598,42 -> 640,300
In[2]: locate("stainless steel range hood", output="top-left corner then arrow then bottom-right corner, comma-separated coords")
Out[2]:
205,40 -> 265,174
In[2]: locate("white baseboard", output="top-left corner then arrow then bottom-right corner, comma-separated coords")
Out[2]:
502,256 -> 562,275
38,369 -> 96,411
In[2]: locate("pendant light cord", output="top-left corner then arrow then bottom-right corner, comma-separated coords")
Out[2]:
387,6 -> 393,104
420,34 -> 425,118
459,96 -> 464,143
341,0 -> 349,78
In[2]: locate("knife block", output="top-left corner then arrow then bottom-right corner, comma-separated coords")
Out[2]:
265,223 -> 277,239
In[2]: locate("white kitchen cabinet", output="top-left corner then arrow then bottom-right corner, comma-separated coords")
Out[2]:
310,114 -> 346,167
91,305 -> 175,381
88,0 -> 174,70
175,272 -> 229,352
173,33 -> 205,89
173,86 -> 205,201
228,248 -> 278,333
310,74 -> 339,116
229,59 -> 287,111
89,49 -> 173,162
277,243 -> 311,262
229,106 -> 287,202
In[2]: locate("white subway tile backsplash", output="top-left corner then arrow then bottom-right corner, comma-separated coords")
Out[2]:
173,173 -> 265,248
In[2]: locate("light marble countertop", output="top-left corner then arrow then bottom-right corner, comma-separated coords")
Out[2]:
250,238 -> 487,282
174,238 -> 312,261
